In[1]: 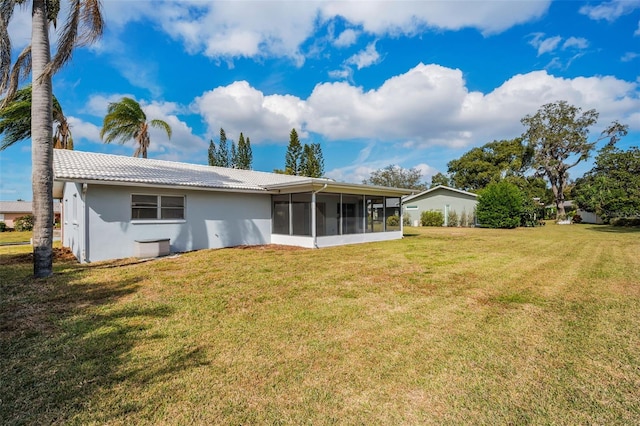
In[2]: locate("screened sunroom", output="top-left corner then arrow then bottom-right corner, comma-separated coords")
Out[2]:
266,180 -> 413,249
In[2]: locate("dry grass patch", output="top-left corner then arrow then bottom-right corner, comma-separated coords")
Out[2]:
1,224 -> 639,424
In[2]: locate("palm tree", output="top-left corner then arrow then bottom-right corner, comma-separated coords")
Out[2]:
101,97 -> 172,159
0,85 -> 73,150
1,0 -> 104,278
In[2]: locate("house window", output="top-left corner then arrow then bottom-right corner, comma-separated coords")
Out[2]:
132,194 -> 184,220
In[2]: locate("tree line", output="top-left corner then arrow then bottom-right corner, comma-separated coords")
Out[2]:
208,128 -> 253,169
364,100 -> 633,226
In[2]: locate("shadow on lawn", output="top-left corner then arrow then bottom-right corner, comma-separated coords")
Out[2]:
0,255 -> 207,424
586,225 -> 640,234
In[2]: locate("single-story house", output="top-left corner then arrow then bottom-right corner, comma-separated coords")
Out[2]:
53,149 -> 415,263
402,185 -> 478,226
0,200 -> 61,229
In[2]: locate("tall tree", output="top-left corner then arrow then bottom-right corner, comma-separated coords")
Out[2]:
1,0 -> 104,278
230,140 -> 237,168
217,128 -> 229,167
207,139 -> 217,166
573,144 -> 638,222
521,101 -> 627,218
284,128 -> 302,175
299,142 -> 324,177
447,138 -> 533,192
235,132 -> 253,170
363,165 -> 428,190
0,85 -> 72,150
100,97 -> 172,159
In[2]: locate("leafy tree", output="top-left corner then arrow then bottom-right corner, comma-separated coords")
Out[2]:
0,85 -> 72,150
235,133 -> 253,170
300,142 -> 324,177
284,128 -> 302,175
101,97 -> 172,158
430,172 -> 450,188
363,165 -> 427,190
1,0 -> 104,278
476,181 -> 525,229
447,138 -> 533,192
573,145 -> 640,222
521,101 -> 627,218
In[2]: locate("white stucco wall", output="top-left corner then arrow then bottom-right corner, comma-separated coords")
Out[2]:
62,182 -> 85,261
69,184 -> 271,262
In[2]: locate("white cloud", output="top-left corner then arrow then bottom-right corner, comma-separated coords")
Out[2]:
346,42 -> 381,70
579,0 -> 640,22
636,20 -> 640,36
529,33 -> 563,55
95,1 -> 551,64
191,63 -> 640,153
563,37 -> 589,50
621,52 -> 639,62
192,81 -> 307,143
334,29 -> 359,48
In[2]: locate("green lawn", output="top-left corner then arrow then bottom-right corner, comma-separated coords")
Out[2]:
0,230 -> 32,244
1,224 -> 639,424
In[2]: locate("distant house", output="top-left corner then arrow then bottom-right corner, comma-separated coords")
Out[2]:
0,200 -> 61,229
546,200 -> 604,224
53,150 -> 415,263
402,185 -> 478,226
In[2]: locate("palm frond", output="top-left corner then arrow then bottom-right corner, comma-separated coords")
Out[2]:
150,119 -> 172,139
44,0 -> 104,79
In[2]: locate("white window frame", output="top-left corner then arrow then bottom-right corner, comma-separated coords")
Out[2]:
131,194 -> 186,223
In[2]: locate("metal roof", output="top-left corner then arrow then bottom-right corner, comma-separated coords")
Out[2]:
0,200 -> 61,213
402,185 -> 478,203
53,150 -> 415,197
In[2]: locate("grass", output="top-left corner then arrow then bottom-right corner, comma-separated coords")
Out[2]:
1,224 -> 639,424
0,231 -> 32,244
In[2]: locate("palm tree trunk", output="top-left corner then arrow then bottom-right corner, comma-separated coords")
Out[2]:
31,0 -> 54,278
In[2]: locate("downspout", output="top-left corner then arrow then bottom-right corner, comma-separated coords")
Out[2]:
312,183 -> 328,248
81,183 -> 88,263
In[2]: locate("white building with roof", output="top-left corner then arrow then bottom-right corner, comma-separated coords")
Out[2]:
402,185 -> 478,226
53,150 -> 415,262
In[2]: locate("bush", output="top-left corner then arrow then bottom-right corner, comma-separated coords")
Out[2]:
447,210 -> 459,227
421,210 -> 444,227
0,221 -> 7,232
572,214 -> 582,224
459,210 -> 468,227
402,214 -> 412,227
14,214 -> 34,232
386,214 -> 400,228
477,181 -> 524,229
611,217 -> 640,227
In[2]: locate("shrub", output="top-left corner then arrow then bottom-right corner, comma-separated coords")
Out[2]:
386,214 -> 400,228
0,221 -> 7,232
477,181 -> 524,229
447,210 -> 459,227
14,214 -> 34,232
611,217 -> 640,227
402,214 -> 412,227
421,210 -> 444,227
572,214 -> 582,224
459,210 -> 468,227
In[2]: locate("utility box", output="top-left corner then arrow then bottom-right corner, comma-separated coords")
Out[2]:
134,238 -> 170,258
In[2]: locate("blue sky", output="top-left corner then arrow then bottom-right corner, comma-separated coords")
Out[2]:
1,0 -> 639,201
